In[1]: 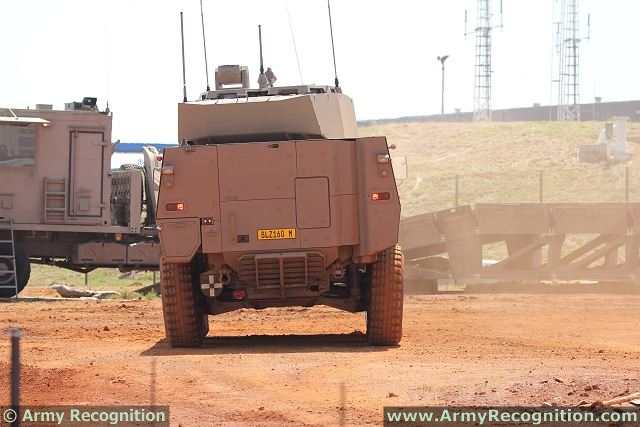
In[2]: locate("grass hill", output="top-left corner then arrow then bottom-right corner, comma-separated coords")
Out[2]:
360,121 -> 640,218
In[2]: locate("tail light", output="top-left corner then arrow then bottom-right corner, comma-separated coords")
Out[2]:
166,202 -> 185,211
371,192 -> 391,201
232,289 -> 247,301
377,153 -> 391,164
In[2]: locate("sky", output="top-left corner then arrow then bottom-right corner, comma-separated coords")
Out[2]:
1,0 -> 639,143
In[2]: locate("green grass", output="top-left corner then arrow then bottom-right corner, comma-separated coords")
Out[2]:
29,264 -> 158,296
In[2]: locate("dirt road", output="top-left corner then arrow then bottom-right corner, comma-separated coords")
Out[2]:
0,292 -> 638,426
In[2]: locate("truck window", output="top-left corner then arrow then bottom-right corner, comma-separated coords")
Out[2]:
0,124 -> 36,166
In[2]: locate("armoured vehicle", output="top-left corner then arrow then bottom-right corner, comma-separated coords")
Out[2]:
0,99 -> 161,298
157,65 -> 404,347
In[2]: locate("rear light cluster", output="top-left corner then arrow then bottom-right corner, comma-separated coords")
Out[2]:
232,289 -> 247,300
376,153 -> 391,164
166,202 -> 185,211
371,192 -> 391,201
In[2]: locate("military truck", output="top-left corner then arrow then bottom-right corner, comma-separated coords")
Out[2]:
0,99 -> 161,298
157,65 -> 404,347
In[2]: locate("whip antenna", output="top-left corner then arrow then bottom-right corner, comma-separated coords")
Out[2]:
200,0 -> 211,91
180,11 -> 188,102
327,0 -> 340,89
258,25 -> 265,75
285,0 -> 304,84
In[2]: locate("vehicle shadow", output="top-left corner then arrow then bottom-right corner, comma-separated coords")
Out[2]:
141,331 -> 394,356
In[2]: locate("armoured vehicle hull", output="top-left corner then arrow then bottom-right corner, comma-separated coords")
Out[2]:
157,79 -> 404,347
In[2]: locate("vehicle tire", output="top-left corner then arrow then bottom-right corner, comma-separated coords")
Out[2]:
160,260 -> 207,347
0,245 -> 30,298
367,244 -> 404,346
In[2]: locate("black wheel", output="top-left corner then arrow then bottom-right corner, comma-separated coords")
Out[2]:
367,245 -> 404,346
0,244 -> 30,298
160,260 -> 208,347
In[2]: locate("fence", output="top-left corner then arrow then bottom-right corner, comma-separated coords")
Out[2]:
399,165 -> 639,218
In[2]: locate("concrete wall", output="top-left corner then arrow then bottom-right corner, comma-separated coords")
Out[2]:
360,100 -> 640,125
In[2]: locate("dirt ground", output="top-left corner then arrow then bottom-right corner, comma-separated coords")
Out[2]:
0,291 -> 638,426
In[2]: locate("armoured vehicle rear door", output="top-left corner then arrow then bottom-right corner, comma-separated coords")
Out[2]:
218,141 -> 300,252
69,130 -> 105,217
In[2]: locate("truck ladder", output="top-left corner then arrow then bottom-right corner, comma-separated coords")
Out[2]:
0,218 -> 18,298
43,178 -> 67,224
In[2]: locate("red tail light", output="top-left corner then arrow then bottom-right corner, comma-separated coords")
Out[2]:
232,289 -> 247,300
371,192 -> 391,201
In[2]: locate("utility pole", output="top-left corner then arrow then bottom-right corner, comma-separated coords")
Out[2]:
438,55 -> 450,116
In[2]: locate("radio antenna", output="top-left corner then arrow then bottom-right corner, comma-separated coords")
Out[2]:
285,0 -> 304,84
200,0 -> 211,91
258,25 -> 265,75
327,0 -> 340,89
180,11 -> 188,102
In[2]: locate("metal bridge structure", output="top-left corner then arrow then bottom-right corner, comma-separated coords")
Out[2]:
400,203 -> 640,287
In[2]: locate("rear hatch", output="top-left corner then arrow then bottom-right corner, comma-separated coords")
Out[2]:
218,141 -> 332,252
217,139 -> 360,298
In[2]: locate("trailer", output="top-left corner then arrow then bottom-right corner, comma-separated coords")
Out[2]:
0,99 -> 161,297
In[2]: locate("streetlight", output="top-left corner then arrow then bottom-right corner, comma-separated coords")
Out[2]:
437,55 -> 449,116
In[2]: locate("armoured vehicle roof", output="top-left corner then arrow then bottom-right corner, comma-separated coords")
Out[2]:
0,97 -> 107,120
179,69 -> 359,144
200,84 -> 340,101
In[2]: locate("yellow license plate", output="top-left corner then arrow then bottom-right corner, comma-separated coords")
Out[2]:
257,228 -> 297,240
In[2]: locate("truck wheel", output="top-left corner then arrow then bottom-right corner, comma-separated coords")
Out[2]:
367,245 -> 404,346
160,260 -> 208,347
0,245 -> 30,298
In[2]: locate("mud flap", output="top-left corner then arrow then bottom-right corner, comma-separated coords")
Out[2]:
159,219 -> 201,263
